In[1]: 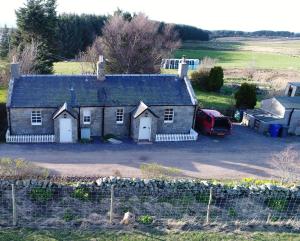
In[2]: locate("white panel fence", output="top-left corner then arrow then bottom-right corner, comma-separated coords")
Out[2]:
6,130 -> 55,143
155,129 -> 198,142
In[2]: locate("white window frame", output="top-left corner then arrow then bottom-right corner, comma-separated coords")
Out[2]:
31,110 -> 42,126
116,108 -> 124,124
83,110 -> 91,125
164,108 -> 174,123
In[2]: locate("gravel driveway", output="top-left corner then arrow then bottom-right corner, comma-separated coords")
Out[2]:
0,124 -> 299,179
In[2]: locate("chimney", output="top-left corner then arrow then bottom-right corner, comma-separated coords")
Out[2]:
178,56 -> 188,78
10,57 -> 20,79
97,55 -> 105,81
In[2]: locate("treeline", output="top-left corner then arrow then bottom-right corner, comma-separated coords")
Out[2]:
210,30 -> 300,38
56,16 -> 209,58
173,24 -> 209,41
56,14 -> 107,59
1,15 -> 209,60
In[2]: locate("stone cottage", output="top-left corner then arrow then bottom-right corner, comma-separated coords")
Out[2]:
242,82 -> 300,135
6,56 -> 198,143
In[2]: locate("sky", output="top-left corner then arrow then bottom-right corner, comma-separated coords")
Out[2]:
0,0 -> 300,32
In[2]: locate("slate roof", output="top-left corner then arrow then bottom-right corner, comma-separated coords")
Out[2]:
8,74 -> 195,108
275,96 -> 300,109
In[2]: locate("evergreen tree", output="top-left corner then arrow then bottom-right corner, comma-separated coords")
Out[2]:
15,0 -> 58,74
0,26 -> 10,58
235,83 -> 257,109
207,66 -> 224,92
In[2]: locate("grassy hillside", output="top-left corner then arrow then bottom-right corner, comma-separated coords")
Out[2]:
175,38 -> 300,70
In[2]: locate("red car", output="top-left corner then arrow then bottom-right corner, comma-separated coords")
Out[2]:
195,109 -> 232,136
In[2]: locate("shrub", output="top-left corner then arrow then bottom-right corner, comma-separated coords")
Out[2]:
63,209 -> 75,222
71,187 -> 91,201
206,66 -> 224,92
234,83 -> 257,109
266,198 -> 288,212
102,133 -> 117,142
195,192 -> 213,204
138,215 -> 153,225
0,158 -> 49,178
30,187 -> 53,203
0,103 -> 7,142
228,207 -> 237,218
190,70 -> 209,90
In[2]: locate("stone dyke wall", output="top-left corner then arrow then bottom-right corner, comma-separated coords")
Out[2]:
1,177 -> 300,230
0,177 -> 299,199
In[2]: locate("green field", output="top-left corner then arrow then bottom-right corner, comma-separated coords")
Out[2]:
0,86 -> 7,103
53,62 -> 84,74
0,229 -> 299,241
175,39 -> 300,70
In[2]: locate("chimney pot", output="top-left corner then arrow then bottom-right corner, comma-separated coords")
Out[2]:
97,55 -> 105,81
178,56 -> 188,78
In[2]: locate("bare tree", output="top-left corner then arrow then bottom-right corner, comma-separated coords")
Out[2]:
272,147 -> 299,184
0,63 -> 9,86
9,41 -> 38,74
198,57 -> 217,74
76,38 -> 103,74
98,13 -> 180,74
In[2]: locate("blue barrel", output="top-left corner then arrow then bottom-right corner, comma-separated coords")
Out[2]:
269,124 -> 282,137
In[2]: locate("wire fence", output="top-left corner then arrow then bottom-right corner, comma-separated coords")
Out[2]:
0,184 -> 300,229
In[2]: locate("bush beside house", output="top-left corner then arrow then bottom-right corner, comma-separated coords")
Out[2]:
235,83 -> 257,109
0,103 -> 7,141
191,66 -> 224,92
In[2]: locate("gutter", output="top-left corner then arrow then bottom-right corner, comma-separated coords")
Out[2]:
102,107 -> 105,137
287,108 -> 295,127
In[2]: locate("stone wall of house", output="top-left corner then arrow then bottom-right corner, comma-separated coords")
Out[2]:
151,105 -> 195,134
9,108 -> 56,135
103,107 -> 132,137
80,107 -> 103,137
54,110 -> 78,143
289,109 -> 300,134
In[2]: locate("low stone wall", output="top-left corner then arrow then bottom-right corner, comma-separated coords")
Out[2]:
1,177 -> 299,199
0,177 -> 300,230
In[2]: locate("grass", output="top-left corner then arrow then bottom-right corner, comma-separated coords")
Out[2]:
175,39 -> 300,70
0,229 -> 299,241
195,88 -> 235,110
175,48 -> 300,70
53,62 -> 83,74
0,86 -> 7,103
140,162 -> 182,179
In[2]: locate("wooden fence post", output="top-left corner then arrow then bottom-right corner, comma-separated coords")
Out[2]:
206,187 -> 213,224
109,184 -> 115,224
12,184 -> 17,226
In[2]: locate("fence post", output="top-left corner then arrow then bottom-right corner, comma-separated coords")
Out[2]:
206,187 -> 213,224
109,184 -> 115,224
12,184 -> 17,226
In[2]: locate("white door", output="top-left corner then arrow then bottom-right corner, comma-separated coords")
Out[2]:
59,118 -> 72,143
138,117 -> 152,141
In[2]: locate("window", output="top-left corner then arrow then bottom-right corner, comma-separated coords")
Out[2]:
164,108 -> 174,123
83,110 -> 91,124
31,111 -> 42,125
116,108 -> 124,124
